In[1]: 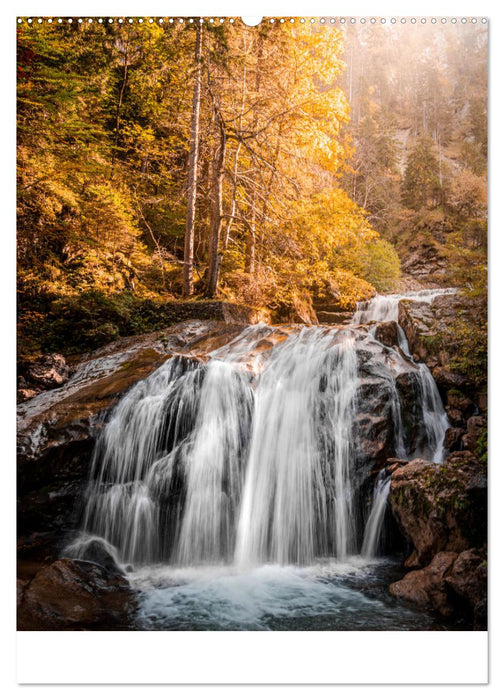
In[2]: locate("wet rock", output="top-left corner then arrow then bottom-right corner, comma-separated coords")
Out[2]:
389,551 -> 458,617
404,550 -> 421,569
389,452 -> 487,566
444,427 -> 465,453
445,549 -> 487,629
461,415 -> 486,452
25,353 -> 72,389
446,389 -> 475,416
446,407 -> 465,427
65,537 -> 124,575
397,300 -> 436,364
397,292 -> 485,408
17,558 -> 136,630
373,321 -> 399,347
385,458 -> 408,476
432,367 -> 468,393
395,371 -> 432,455
317,311 -> 353,325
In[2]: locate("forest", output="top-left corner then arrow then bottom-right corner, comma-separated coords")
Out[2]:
17,19 -> 487,371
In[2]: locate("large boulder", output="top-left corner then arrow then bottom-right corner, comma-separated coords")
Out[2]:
354,336 -> 416,473
388,452 -> 487,566
445,548 -> 488,630
388,450 -> 487,628
389,548 -> 487,628
389,551 -> 458,618
17,558 -> 136,630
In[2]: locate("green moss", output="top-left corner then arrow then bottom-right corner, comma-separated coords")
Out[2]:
476,429 -> 488,466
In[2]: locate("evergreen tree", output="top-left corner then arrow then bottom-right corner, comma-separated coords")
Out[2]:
401,134 -> 442,209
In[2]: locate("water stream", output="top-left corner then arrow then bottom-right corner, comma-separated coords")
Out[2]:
69,288 -> 456,630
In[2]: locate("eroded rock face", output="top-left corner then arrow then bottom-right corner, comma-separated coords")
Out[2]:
389,452 -> 487,566
402,243 -> 449,280
354,335 -> 416,472
17,558 -> 136,630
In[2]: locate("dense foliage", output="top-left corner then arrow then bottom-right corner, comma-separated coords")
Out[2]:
17,20 -> 399,357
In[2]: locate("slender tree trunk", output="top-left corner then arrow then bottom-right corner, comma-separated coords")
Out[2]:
244,34 -> 264,274
244,206 -> 256,274
206,123 -> 226,297
183,23 -> 203,297
223,35 -> 249,252
111,44 -> 129,175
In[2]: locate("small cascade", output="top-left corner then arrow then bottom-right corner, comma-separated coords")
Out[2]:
353,288 -> 457,324
414,364 -> 450,463
361,470 -> 391,559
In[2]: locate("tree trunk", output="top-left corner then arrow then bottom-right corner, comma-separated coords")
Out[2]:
206,123 -> 226,297
244,33 -> 264,275
183,23 -> 203,297
111,43 -> 129,176
223,34 -> 249,252
244,209 -> 256,274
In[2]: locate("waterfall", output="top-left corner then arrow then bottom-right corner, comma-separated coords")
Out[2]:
73,290 -> 452,572
415,364 -> 450,464
361,470 -> 391,559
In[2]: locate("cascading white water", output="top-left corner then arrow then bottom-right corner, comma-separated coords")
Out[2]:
353,288 -> 457,324
414,364 -> 450,463
235,329 -> 358,567
361,470 -> 391,559
176,360 -> 254,565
